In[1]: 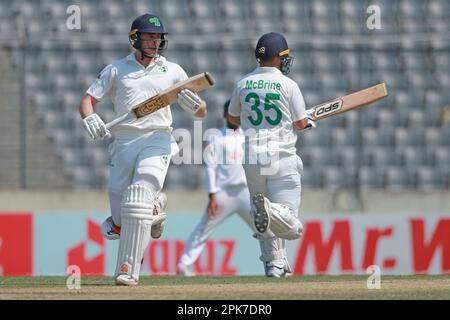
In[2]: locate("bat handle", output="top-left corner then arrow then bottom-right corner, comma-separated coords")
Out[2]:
105,112 -> 131,129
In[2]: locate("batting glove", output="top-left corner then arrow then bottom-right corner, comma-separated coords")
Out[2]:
177,89 -> 202,115
83,113 -> 111,140
298,116 -> 317,133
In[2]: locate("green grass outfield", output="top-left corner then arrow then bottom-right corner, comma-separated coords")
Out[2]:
0,275 -> 449,300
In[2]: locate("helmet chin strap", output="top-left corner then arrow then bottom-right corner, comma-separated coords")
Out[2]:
138,48 -> 159,61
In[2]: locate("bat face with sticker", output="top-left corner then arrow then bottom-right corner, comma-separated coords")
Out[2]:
306,83 -> 388,121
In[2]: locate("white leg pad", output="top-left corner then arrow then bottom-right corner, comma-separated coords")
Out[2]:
114,184 -> 156,285
268,201 -> 303,240
254,234 -> 292,277
254,234 -> 287,262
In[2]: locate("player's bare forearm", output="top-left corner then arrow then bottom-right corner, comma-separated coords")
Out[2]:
194,101 -> 207,118
79,94 -> 98,119
293,117 -> 309,130
228,115 -> 240,126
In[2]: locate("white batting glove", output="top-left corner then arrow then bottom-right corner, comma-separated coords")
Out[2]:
83,113 -> 110,140
177,89 -> 202,115
298,116 -> 317,133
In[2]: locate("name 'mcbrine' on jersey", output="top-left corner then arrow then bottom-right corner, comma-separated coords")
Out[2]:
228,67 -> 307,157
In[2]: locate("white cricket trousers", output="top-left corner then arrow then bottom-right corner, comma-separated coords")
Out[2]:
178,185 -> 253,267
107,129 -> 178,226
243,154 -> 303,215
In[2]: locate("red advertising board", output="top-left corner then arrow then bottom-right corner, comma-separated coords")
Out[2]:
0,213 -> 33,276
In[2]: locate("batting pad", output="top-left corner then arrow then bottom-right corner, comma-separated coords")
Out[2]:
254,234 -> 287,262
114,184 -> 156,283
269,202 -> 303,240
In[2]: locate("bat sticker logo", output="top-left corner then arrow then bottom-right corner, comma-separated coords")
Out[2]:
134,96 -> 165,118
314,99 -> 343,118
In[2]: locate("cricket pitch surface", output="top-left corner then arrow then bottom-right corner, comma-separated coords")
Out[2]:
1,275 -> 449,300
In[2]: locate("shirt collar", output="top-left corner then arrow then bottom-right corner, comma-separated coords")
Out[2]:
126,52 -> 166,69
254,66 -> 282,74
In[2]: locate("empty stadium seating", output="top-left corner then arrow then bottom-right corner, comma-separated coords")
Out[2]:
2,0 -> 448,190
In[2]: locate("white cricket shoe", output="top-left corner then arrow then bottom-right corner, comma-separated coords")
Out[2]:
264,261 -> 292,278
151,192 -> 167,239
115,274 -> 138,286
101,216 -> 121,240
176,263 -> 196,277
253,193 -> 270,234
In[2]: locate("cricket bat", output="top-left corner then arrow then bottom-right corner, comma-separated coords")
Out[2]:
105,72 -> 215,129
306,83 -> 388,121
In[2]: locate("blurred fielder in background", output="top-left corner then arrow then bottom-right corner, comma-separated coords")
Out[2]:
228,32 -> 316,277
177,100 -> 256,276
78,13 -> 207,285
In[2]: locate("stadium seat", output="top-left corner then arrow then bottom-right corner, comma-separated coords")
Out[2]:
298,126 -> 332,149
100,1 -> 127,19
12,1 -> 37,17
301,167 -> 322,189
399,0 -> 427,19
331,127 -> 359,147
332,146 -> 359,167
362,147 -> 396,167
402,52 -> 431,71
372,53 -> 400,72
361,127 -> 395,147
131,0 -> 161,18
340,0 -> 362,19
424,127 -> 448,147
395,90 -> 421,109
431,147 -> 450,167
427,0 -> 449,19
415,166 -> 442,190
425,90 -> 447,108
394,128 -> 424,147
322,167 -> 348,190
358,166 -> 384,189
395,147 -> 427,166
407,70 -> 436,90
363,108 -> 398,128
280,0 -> 310,19
301,147 -> 332,166
220,0 -> 248,19
191,0 -> 219,19
384,166 -> 414,190
160,0 -> 191,19
71,166 -> 95,189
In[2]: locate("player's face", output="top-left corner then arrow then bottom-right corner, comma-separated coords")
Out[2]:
140,33 -> 163,57
224,112 -> 238,130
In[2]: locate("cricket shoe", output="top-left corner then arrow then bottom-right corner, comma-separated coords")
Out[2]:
264,260 -> 292,278
101,216 -> 121,240
176,263 -> 196,277
253,193 -> 270,234
151,192 -> 167,239
115,274 -> 139,286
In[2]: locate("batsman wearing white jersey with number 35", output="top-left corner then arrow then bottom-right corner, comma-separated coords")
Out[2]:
228,32 -> 316,277
78,13 -> 207,286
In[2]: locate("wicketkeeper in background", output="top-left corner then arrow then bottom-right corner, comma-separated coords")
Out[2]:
79,13 -> 207,285
228,32 -> 316,277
